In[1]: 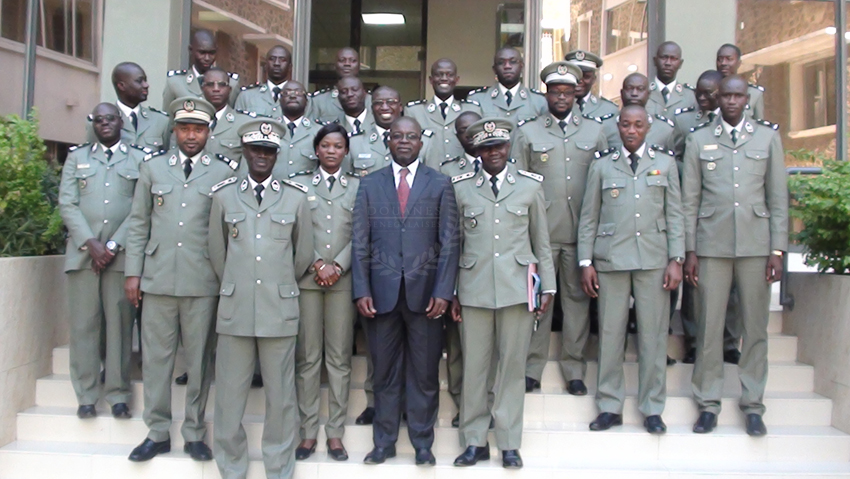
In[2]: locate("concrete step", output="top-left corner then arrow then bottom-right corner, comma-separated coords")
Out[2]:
2,440 -> 850,479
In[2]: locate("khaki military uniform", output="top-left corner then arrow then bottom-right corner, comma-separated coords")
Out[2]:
510,113 -> 607,383
289,170 -> 359,441
578,145 -> 684,416
309,87 -> 372,124
671,107 -> 718,161
86,104 -> 170,152
204,106 -> 261,161
208,174 -> 313,479
347,125 -> 435,178
59,142 -> 147,408
468,83 -> 547,126
682,117 -> 788,416
603,113 -> 676,152
453,165 -> 555,450
404,98 -> 482,169
162,68 -> 240,109
124,147 -> 239,443
234,81 -> 291,122
647,81 -> 697,118
271,117 -> 322,180
575,93 -> 619,119
440,153 -> 480,178
747,84 -> 765,120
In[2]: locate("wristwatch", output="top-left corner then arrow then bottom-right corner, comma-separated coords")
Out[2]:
106,240 -> 118,253
672,256 -> 685,265
772,250 -> 784,257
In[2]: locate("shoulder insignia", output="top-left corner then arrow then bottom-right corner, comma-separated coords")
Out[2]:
529,88 -> 544,95
143,149 -> 168,162
755,119 -> 779,130
656,114 -> 675,127
750,83 -> 765,92
690,121 -> 712,133
129,144 -> 153,154
684,83 -> 695,90
600,97 -> 617,106
68,142 -> 91,152
215,153 -> 239,170
228,72 -> 239,80
282,178 -> 309,193
308,88 -> 329,98
441,156 -> 461,167
240,82 -> 262,91
650,145 -> 675,157
467,87 -> 487,96
422,129 -> 434,138
594,147 -> 616,159
235,108 -> 265,118
598,113 -> 616,121
348,130 -> 365,138
147,106 -> 168,116
582,113 -> 603,124
167,69 -> 187,77
406,99 -> 425,107
211,176 -> 238,192
346,171 -> 362,178
517,169 -> 543,182
462,99 -> 480,106
675,106 -> 695,116
517,116 -> 537,127
288,169 -> 314,179
451,171 -> 475,184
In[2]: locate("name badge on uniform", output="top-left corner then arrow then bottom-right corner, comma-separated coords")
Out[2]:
77,163 -> 90,169
610,188 -> 619,198
706,162 -> 717,171
703,144 -> 718,151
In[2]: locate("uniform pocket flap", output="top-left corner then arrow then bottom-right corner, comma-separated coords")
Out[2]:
151,184 -> 173,194
602,179 -> 626,190
223,140 -> 240,148
657,218 -> 667,232
531,143 -> 554,153
646,175 -> 668,187
278,283 -> 300,298
459,254 -> 477,268
746,150 -> 769,160
575,141 -> 595,151
226,212 -> 246,224
73,168 -> 96,178
597,223 -> 616,236
119,170 -> 140,180
144,241 -> 158,255
698,206 -> 715,218
753,204 -> 771,218
354,158 -> 376,168
463,206 -> 485,218
271,213 -> 296,225
699,151 -> 724,161
515,254 -> 539,265
220,282 -> 235,296
507,205 -> 528,216
301,149 -> 318,160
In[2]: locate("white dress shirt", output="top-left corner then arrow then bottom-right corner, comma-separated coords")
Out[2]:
99,142 -> 121,161
621,143 -> 647,166
319,167 -> 341,190
392,159 -> 419,189
722,116 -> 746,140
433,95 -> 455,110
655,78 -> 677,96
498,82 -> 521,102
345,109 -> 368,132
464,152 -> 481,171
248,175 -> 273,199
481,165 -> 507,192
178,150 -> 202,167
116,101 -> 140,122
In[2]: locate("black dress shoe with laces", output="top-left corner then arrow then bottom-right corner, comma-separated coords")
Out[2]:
363,446 -> 396,464
589,412 -> 623,431
174,372 -> 188,385
693,411 -> 717,434
683,348 -> 696,364
644,415 -> 667,434
183,441 -> 213,461
453,445 -> 490,466
745,413 -> 767,437
502,449 -> 523,469
355,407 -> 375,425
295,442 -> 317,460
128,438 -> 170,462
415,448 -> 436,466
567,379 -> 587,396
525,376 -> 540,392
251,374 -> 263,388
76,405 -> 96,419
111,403 -> 131,419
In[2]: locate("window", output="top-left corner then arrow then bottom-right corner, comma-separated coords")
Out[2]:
803,58 -> 836,130
1,0 -> 27,42
605,0 -> 646,55
0,0 -> 95,62
576,12 -> 591,51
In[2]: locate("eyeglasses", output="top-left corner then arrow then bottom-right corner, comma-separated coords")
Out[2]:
92,115 -> 118,123
389,132 -> 421,141
202,81 -> 230,88
546,91 -> 573,99
282,90 -> 306,98
373,99 -> 400,107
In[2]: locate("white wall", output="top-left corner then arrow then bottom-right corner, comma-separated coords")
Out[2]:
665,0 -> 737,85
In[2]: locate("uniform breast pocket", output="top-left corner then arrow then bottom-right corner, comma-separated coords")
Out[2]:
699,151 -> 724,175
74,169 -> 97,195
645,174 -> 668,200
506,204 -> 529,232
117,169 -> 139,197
220,139 -> 241,156
140,135 -> 164,150
602,178 -> 628,205
151,184 -> 173,211
271,213 -> 296,241
530,143 -> 555,166
300,149 -> 318,167
745,150 -> 768,175
226,212 -> 246,240
463,206 -> 485,233
353,154 -> 376,170
594,223 -> 616,261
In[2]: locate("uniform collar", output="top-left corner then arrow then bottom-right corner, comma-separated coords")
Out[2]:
116,100 -> 140,118
99,142 -> 121,157
550,112 -> 572,126
284,115 -> 304,126
375,124 -> 388,138
267,79 -> 287,92
178,150 -> 202,166
481,165 -> 507,188
722,116 -> 746,136
497,83 -> 521,97
621,143 -> 647,163
655,77 -> 677,93
248,175 -> 273,192
345,109 -> 368,129
319,167 -> 341,182
433,95 -> 455,107
464,152 -> 479,164
215,106 -> 228,121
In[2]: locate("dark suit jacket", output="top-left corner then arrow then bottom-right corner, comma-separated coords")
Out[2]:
351,162 -> 460,314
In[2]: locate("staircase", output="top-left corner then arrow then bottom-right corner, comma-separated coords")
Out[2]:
3,302 -> 850,478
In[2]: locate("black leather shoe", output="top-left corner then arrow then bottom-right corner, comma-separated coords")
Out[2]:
693,411 -> 717,434
525,376 -> 540,392
490,415 -> 495,429
111,403 -> 131,419
174,372 -> 188,385
363,446 -> 396,464
502,449 -> 523,469
723,349 -> 741,364
567,379 -> 587,396
128,438 -> 170,462
667,355 -> 677,366
644,415 -> 667,434
183,441 -> 212,461
100,369 -> 105,384
453,445 -> 490,466
76,404 -> 96,419
589,412 -> 623,431
683,348 -> 696,364
745,413 -> 767,437
251,374 -> 263,388
295,442 -> 317,460
327,440 -> 348,461
415,448 -> 435,466
355,407 -> 375,425
451,413 -> 460,428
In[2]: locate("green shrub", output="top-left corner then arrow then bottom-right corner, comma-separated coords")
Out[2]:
0,113 -> 64,256
789,159 -> 850,274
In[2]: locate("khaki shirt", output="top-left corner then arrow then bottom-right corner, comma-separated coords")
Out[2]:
468,83 -> 547,125
86,104 -> 170,152
272,117 -> 323,180
404,98 -> 482,169
646,81 -> 697,118
603,113 -> 676,152
162,69 -> 240,109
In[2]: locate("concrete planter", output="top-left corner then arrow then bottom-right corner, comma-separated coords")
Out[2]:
0,256 -> 68,446
785,272 -> 850,434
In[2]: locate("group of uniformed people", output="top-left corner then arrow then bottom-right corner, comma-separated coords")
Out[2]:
57,26 -> 788,478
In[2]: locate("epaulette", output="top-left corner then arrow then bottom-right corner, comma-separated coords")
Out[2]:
690,121 -> 712,133
309,88 -> 330,98
315,119 -> 335,126
145,106 -> 168,117
597,113 -> 616,121
517,117 -> 536,127
462,99 -> 480,106
684,83 -> 695,90
451,171 -> 475,184
288,169 -> 314,178
129,144 -> 153,155
600,96 -> 618,105
440,156 -> 460,167
656,114 -> 675,127
675,106 -> 696,116
228,72 -> 239,80
282,178 -> 308,193
234,108 -> 263,118
215,153 -> 239,170
348,130 -> 365,138
467,87 -> 487,96
754,119 -> 779,130
529,88 -> 545,95
68,142 -> 91,152
346,171 -> 362,178
422,129 -> 434,138
517,169 -> 543,182
650,145 -> 675,157
508,157 -> 516,164
211,176 -> 238,192
406,99 -> 425,107
143,149 -> 169,162
594,147 -> 616,159
240,82 -> 262,92
167,69 -> 187,77
582,113 -> 603,124
749,83 -> 765,92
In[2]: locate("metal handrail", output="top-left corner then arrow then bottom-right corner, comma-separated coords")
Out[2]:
780,166 -> 824,310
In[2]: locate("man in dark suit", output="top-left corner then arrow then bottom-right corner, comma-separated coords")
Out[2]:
351,116 -> 460,466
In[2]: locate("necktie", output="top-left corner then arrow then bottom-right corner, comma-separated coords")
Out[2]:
353,118 -> 362,133
197,75 -> 204,87
558,119 -> 567,133
439,102 -> 448,120
578,98 -> 585,112
254,183 -> 265,205
129,111 -> 138,131
505,90 -> 513,106
288,122 -> 297,138
382,131 -> 390,148
397,168 -> 410,217
104,149 -> 113,161
327,175 -> 336,191
473,159 -> 480,174
183,158 -> 193,179
210,116 -> 217,132
273,86 -> 281,103
731,128 -> 739,144
629,153 -> 639,173
661,86 -> 670,104
490,175 -> 499,198
708,111 -> 716,122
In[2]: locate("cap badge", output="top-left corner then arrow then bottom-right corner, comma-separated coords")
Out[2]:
557,64 -> 568,75
183,100 -> 195,112
484,121 -> 496,133
575,51 -> 586,61
260,123 -> 273,136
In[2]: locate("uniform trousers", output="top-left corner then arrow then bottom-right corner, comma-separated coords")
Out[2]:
459,304 -> 533,450
141,293 -> 216,442
596,269 -> 669,416
692,257 -> 770,415
295,288 -> 355,440
67,269 -> 134,406
214,334 -> 298,479
527,243 -> 589,381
